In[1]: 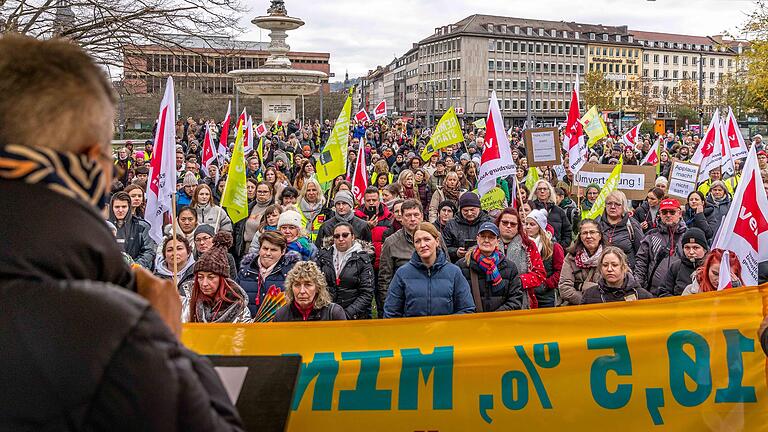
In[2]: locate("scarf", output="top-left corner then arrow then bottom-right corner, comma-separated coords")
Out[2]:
502,235 -> 527,277
333,242 -> 362,281
531,234 -> 544,254
288,237 -> 314,260
574,245 -> 602,269
335,210 -> 355,222
299,197 -> 324,221
472,247 -> 503,286
195,280 -> 246,323
0,144 -> 108,209
253,256 -> 280,306
443,185 -> 460,201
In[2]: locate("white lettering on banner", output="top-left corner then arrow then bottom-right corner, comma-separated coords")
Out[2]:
668,179 -> 696,199
576,172 -> 646,190
670,163 -> 699,182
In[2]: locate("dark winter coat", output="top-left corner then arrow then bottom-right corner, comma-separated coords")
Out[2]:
535,243 -> 565,308
457,251 -> 523,312
705,194 -> 732,240
316,244 -> 375,319
232,199 -> 258,263
657,255 -> 701,297
683,205 -> 716,241
108,203 -> 156,269
315,214 -> 372,249
442,211 -> 492,262
273,301 -> 348,322
354,203 -> 393,269
632,201 -> 658,234
597,213 -> 643,269
531,200 -> 572,249
237,251 -> 301,316
384,249 -> 476,318
581,273 -> 654,304
558,197 -> 580,236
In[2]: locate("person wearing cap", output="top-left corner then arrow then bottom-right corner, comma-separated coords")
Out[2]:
524,209 -> 564,308
753,134 -> 764,151
315,189 -> 372,249
384,222 -> 475,318
443,191 -> 491,262
180,231 -> 251,323
457,221 -> 523,312
635,197 -> 710,293
758,150 -> 768,171
193,224 -> 237,278
530,180 -> 572,250
657,227 -> 709,297
278,209 -> 317,261
704,179 -> 731,236
175,171 -> 197,212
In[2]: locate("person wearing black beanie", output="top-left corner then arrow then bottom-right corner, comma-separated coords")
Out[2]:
180,231 -> 252,323
433,200 -> 457,233
657,227 -> 709,297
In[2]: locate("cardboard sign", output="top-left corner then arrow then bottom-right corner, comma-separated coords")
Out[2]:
668,161 -> 699,201
524,128 -> 562,167
575,163 -> 656,200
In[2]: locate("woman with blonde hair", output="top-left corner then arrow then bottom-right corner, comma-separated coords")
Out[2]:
530,179 -> 572,249
398,169 -> 417,201
524,209 -> 564,308
428,171 -> 463,222
273,261 -> 347,321
297,177 -> 330,242
582,246 -> 653,304
190,184 -> 232,233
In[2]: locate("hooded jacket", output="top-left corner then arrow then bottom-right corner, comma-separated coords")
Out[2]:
316,241 -> 375,319
237,251 -> 301,316
442,211 -> 492,262
153,254 -> 196,290
634,219 -> 694,292
657,254 -> 702,297
384,249 -> 476,317
108,195 -> 156,269
195,203 -> 233,233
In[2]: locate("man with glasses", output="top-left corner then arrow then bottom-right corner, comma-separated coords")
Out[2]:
635,198 -> 710,294
193,224 -> 236,278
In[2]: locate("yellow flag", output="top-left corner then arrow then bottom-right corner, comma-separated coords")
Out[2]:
524,166 -> 539,192
316,90 -> 352,185
221,122 -> 248,223
579,106 -> 608,148
257,136 -> 264,165
472,118 -> 486,129
582,156 -> 623,220
420,106 -> 465,161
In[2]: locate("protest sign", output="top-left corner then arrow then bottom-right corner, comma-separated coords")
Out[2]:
575,164 -> 655,200
668,161 -> 700,201
524,128 -> 562,167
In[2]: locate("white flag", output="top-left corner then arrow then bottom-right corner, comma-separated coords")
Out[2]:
563,76 -> 587,174
724,106 -> 748,160
620,122 -> 642,149
717,250 -> 734,291
477,91 -> 517,196
145,77 -> 177,244
690,109 -> 722,183
712,145 -> 768,286
244,115 -> 254,154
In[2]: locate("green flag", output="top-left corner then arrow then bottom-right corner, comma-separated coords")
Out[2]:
420,106 -> 464,161
221,122 -> 248,223
582,157 -> 623,220
525,167 -> 539,193
472,118 -> 486,129
316,90 -> 352,186
579,106 -> 609,148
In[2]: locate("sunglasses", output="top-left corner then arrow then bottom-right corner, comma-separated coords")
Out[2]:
660,209 -> 677,215
333,232 -> 352,239
500,220 -> 518,227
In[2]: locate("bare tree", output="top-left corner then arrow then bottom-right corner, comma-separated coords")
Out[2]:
0,0 -> 246,68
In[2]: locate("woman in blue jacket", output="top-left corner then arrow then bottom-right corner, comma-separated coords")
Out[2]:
237,230 -> 300,316
384,222 -> 476,318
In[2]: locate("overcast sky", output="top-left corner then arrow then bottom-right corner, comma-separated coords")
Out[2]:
238,0 -> 758,80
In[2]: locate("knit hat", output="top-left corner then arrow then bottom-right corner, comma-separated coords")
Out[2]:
334,190 -> 354,207
183,171 -> 198,187
527,208 -> 548,232
277,210 -> 302,229
193,224 -> 216,239
458,192 -> 481,209
681,227 -> 708,250
193,231 -> 233,276
437,199 -> 457,214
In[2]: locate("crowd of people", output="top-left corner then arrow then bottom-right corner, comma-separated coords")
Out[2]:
108,113 -> 768,323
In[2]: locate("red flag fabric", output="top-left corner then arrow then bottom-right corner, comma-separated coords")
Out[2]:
218,101 -> 231,158
712,145 -> 768,285
373,100 -> 387,120
201,127 -> 217,178
351,143 -> 368,204
691,108 -> 723,183
245,115 -> 254,154
255,122 -> 267,137
620,122 -> 643,149
640,137 -> 660,166
477,91 -> 517,195
724,106 -> 748,160
354,109 -> 370,124
145,77 -> 177,244
563,77 -> 586,174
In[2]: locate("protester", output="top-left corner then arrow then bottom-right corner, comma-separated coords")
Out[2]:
191,184 -> 232,233
443,192 -> 491,262
316,222 -> 375,319
193,224 -> 237,278
530,180 -> 572,249
297,178 -> 329,242
684,190 -> 715,241
705,180 -> 732,235
125,183 -> 146,218
495,207 -> 546,308
558,219 -> 605,305
384,222 -> 475,317
274,261 -> 348,322
176,171 -> 197,210
581,247 -> 654,304
457,222 -> 523,311
315,190 -> 372,248
433,200 -> 457,233
633,187 -> 664,233
683,248 -> 743,295
525,209 -> 564,308
180,231 -> 251,323
0,34 -> 243,430
247,203 -> 282,255
582,184 -> 600,212
108,191 -> 156,268
598,190 -> 642,268
278,209 -> 317,261
428,171 -> 462,222
354,186 -> 394,314
238,231 -> 301,316
658,228 -> 709,297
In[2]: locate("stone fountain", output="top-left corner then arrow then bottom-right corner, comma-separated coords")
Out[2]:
229,0 -> 326,122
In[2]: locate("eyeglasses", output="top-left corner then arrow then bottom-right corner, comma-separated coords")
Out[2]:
333,232 -> 352,239
194,236 -> 212,243
536,187 -> 549,192
605,202 -> 623,208
660,209 -> 677,215
500,220 -> 518,227
580,230 -> 600,237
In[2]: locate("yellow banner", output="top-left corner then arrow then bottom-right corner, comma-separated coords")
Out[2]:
480,186 -> 507,211
420,106 -> 464,161
580,106 -> 609,148
183,286 -> 768,431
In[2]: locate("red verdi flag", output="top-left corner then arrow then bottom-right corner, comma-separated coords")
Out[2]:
477,91 -> 517,196
351,142 -> 368,204
620,122 -> 642,149
218,100 -> 231,158
201,127 -> 217,179
724,106 -> 748,160
255,122 -> 267,137
563,76 -> 587,174
691,108 -> 722,183
373,100 -> 387,120
354,109 -> 370,124
145,76 -> 177,244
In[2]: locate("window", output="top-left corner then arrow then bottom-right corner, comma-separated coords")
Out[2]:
653,69 -> 659,78
543,81 -> 549,91
565,46 -> 571,55
512,61 -> 518,71
710,72 -> 715,82
512,81 -> 518,90
489,40 -> 495,51
710,58 -> 715,67
609,48 -> 614,56
535,100 -> 541,110
663,55 -> 669,64
488,79 -> 494,89
505,41 -> 511,51
683,56 -> 688,65
504,99 -> 510,110
536,43 -> 541,54
663,70 -> 669,78
520,42 -> 527,53
565,82 -> 571,92
543,100 -> 549,110
505,79 -> 511,90
728,59 -> 733,67
513,42 -> 519,52
488,59 -> 495,71
497,79 -> 503,90
535,81 -> 541,90
622,48 -> 626,57
580,47 -> 585,56
558,64 -> 563,73
643,69 -> 649,77
513,100 -> 519,110
496,60 -> 503,70
528,44 -> 534,53
543,63 -> 549,73
673,70 -> 678,79
590,47 -> 595,55
505,61 -> 511,71
520,81 -> 527,90
609,64 -> 614,73
497,41 -> 503,51
535,62 -> 541,72
673,55 -> 678,64
719,59 -> 724,67
521,62 -> 527,72
558,44 -> 564,54
558,82 -> 563,91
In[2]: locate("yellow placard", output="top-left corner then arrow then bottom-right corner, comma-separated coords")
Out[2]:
183,286 -> 768,431
480,187 -> 507,211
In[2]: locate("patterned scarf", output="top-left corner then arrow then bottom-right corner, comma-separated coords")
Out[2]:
0,144 -> 107,209
472,247 -> 503,286
574,245 -> 602,269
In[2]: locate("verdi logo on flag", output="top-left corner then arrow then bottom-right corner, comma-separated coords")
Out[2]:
724,106 -> 748,160
351,142 -> 368,204
373,100 -> 387,120
145,76 -> 177,244
420,106 -> 464,161
564,76 -> 587,174
691,109 -> 723,183
620,122 -> 642,149
221,120 -> 248,223
582,157 -> 623,220
317,91 -> 353,185
477,91 -> 517,196
579,106 -> 608,148
472,118 -> 486,129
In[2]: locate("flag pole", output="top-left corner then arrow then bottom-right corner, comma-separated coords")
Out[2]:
171,195 -> 178,288
214,206 -> 222,234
